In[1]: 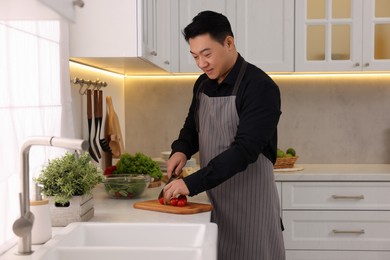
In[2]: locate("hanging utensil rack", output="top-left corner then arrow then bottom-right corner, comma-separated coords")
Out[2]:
72,77 -> 111,163
72,77 -> 108,94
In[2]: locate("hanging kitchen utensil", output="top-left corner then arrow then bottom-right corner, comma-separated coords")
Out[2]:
93,89 -> 101,159
87,89 -> 99,162
98,89 -> 111,153
106,96 -> 125,158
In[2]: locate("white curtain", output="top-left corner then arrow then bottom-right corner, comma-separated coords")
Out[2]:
0,20 -> 74,253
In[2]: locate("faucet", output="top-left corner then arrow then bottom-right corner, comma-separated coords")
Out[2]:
13,136 -> 89,255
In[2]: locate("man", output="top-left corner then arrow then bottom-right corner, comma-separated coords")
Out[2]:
163,10 -> 285,260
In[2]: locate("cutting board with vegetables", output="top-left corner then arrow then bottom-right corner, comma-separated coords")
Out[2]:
134,200 -> 213,214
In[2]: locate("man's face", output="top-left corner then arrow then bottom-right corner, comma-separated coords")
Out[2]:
189,34 -> 234,83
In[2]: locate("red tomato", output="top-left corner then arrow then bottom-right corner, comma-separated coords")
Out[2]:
158,197 -> 165,205
178,195 -> 187,202
177,199 -> 187,207
170,197 -> 178,206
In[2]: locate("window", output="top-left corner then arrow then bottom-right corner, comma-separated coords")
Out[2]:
0,20 -> 74,253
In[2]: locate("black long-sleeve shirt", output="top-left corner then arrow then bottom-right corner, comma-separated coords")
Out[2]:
171,55 -> 281,196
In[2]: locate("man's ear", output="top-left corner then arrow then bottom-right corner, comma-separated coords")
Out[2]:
225,36 -> 234,48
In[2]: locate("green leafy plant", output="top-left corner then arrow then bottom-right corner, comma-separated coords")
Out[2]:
34,152 -> 103,205
115,152 -> 163,180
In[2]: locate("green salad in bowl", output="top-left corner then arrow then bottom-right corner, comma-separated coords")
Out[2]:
103,174 -> 151,199
103,152 -> 162,199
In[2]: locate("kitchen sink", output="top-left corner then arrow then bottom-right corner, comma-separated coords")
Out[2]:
33,222 -> 217,260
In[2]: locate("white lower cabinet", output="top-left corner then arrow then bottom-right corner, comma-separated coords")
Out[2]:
284,211 -> 390,251
286,250 -> 390,260
281,181 -> 390,259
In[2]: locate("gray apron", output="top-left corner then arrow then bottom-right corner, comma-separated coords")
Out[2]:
197,61 -> 285,260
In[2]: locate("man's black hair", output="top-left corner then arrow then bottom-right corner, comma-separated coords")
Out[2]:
182,10 -> 234,45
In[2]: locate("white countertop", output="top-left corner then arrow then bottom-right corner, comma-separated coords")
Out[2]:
91,183 -> 212,223
274,164 -> 390,181
3,163 -> 390,259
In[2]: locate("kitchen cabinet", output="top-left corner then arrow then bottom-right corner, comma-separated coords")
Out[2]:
281,181 -> 390,259
38,0 -> 83,22
178,0 -> 293,73
295,0 -> 390,72
69,0 -> 138,58
141,0 -> 179,72
69,0 -> 178,73
236,0 -> 294,72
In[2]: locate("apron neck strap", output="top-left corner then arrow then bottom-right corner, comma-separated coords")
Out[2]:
195,60 -> 248,132
232,60 -> 248,96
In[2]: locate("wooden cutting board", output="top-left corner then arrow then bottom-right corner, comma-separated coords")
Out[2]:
133,200 -> 213,214
106,96 -> 125,158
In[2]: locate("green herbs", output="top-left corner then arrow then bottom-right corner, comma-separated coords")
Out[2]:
115,152 -> 163,180
34,152 -> 103,205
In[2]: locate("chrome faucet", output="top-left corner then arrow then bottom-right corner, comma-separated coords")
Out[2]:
13,136 -> 89,255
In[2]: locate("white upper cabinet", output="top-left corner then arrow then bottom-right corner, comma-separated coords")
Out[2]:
362,0 -> 390,71
178,0 -> 293,73
236,0 -> 294,72
69,0 -> 138,57
38,0 -> 83,22
295,0 -> 390,72
141,0 -> 179,72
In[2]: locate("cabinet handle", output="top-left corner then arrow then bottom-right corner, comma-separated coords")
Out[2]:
164,60 -> 170,65
150,51 -> 157,56
354,62 -> 360,67
331,195 -> 364,200
364,62 -> 370,67
332,229 -> 365,234
73,0 -> 85,8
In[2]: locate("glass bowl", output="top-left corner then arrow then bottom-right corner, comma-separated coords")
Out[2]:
103,174 -> 151,199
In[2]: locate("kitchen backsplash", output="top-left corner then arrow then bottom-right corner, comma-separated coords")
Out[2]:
71,63 -> 390,164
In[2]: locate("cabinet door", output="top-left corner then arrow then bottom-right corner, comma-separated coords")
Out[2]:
38,0 -> 79,22
69,0 -> 137,57
362,0 -> 390,71
178,0 -> 236,72
141,0 -> 179,72
286,250 -> 390,260
283,210 -> 390,251
282,182 -> 390,210
236,0 -> 294,72
295,0 -> 363,72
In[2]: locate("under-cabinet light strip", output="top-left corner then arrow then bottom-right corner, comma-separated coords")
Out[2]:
70,60 -> 390,79
69,61 -> 125,78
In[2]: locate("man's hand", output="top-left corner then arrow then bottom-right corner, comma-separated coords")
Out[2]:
166,152 -> 187,177
164,152 -> 190,202
163,178 -> 190,202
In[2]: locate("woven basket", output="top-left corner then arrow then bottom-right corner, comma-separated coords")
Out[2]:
274,156 -> 298,169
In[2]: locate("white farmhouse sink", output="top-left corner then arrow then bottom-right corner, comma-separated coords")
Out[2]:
33,222 -> 217,260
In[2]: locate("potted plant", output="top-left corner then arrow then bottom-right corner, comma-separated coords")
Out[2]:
103,152 -> 163,199
34,152 -> 103,226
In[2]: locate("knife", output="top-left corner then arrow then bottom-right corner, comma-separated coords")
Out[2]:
158,170 -> 182,204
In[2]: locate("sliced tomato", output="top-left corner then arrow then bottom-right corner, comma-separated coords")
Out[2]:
177,199 -> 187,207
170,197 -> 178,206
158,197 -> 165,205
178,195 -> 187,202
